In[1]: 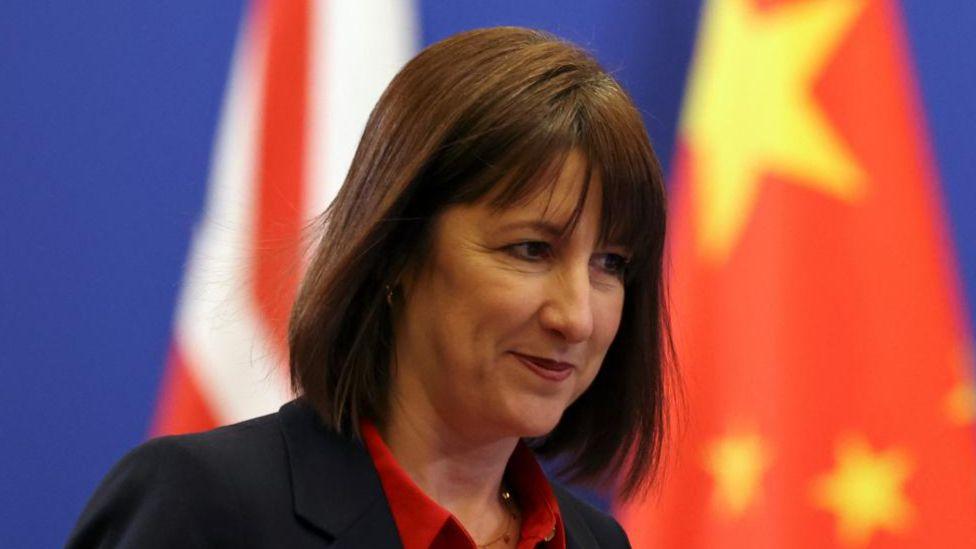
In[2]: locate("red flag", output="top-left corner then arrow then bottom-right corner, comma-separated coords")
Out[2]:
619,0 -> 976,547
152,0 -> 417,434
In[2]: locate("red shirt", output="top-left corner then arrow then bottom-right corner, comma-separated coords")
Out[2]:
361,421 -> 567,549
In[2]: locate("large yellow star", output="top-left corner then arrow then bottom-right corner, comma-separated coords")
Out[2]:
683,0 -> 866,262
812,435 -> 913,546
704,430 -> 771,517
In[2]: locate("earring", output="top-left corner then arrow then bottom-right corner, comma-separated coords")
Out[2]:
385,285 -> 394,307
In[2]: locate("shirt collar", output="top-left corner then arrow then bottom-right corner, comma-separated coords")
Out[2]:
361,419 -> 565,549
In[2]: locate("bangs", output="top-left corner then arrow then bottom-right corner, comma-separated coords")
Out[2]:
408,33 -> 666,284
439,102 -> 664,284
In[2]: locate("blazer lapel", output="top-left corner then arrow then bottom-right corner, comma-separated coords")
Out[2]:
278,400 -> 402,548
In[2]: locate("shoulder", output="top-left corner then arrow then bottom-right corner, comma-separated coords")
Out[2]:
551,483 -> 631,549
67,412 -> 288,548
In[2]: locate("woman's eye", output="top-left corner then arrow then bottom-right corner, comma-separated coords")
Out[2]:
506,241 -> 552,261
593,253 -> 630,277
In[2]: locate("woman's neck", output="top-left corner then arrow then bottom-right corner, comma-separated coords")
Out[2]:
381,383 -> 519,540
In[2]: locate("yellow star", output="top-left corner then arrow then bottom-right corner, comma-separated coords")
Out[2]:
683,0 -> 866,262
812,435 -> 913,546
945,342 -> 976,425
945,379 -> 976,425
704,430 -> 770,517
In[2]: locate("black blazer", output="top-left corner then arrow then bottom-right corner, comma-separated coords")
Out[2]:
68,400 -> 631,548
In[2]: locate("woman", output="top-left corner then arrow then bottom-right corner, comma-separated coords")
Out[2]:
69,27 -> 674,548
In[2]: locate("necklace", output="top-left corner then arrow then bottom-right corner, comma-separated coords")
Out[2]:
477,488 -> 519,548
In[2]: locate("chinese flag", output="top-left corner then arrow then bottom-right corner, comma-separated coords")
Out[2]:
618,0 -> 976,547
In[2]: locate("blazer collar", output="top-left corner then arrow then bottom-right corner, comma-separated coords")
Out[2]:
277,399 -> 401,547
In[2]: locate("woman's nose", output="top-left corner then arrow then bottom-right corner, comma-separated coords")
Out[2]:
539,264 -> 594,343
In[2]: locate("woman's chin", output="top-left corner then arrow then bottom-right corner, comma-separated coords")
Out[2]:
505,400 -> 568,439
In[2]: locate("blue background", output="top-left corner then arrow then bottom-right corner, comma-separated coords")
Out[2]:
1,2 -> 973,546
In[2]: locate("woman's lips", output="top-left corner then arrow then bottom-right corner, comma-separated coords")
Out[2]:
511,352 -> 574,382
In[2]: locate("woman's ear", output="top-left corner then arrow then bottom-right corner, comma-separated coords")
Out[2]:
393,256 -> 421,306
393,212 -> 440,306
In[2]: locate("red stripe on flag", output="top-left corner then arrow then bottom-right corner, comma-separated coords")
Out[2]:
252,0 -> 310,359
151,343 -> 219,436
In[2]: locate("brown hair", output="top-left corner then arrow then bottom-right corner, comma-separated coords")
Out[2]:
288,27 -> 675,499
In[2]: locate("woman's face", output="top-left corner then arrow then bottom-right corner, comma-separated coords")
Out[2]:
392,151 -> 629,441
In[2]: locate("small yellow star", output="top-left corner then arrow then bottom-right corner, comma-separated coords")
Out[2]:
945,341 -> 976,425
812,435 -> 913,546
684,0 -> 866,262
945,380 -> 976,425
704,430 -> 770,517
